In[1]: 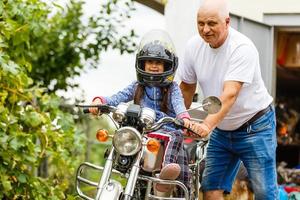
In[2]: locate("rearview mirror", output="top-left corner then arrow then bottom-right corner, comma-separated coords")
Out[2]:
202,96 -> 222,114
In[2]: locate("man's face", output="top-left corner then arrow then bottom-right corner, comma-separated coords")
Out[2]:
197,10 -> 229,48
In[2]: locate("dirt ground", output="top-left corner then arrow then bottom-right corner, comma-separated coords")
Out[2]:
198,179 -> 254,200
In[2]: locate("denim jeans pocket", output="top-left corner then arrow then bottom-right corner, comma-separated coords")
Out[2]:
250,110 -> 274,133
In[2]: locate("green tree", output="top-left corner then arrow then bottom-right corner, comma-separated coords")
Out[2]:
6,0 -> 137,92
0,0 -> 137,198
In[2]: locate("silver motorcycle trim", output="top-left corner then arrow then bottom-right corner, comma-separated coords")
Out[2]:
97,180 -> 123,200
76,148 -> 124,200
192,140 -> 208,199
121,136 -> 191,200
138,175 -> 189,200
95,147 -> 115,199
122,148 -> 144,200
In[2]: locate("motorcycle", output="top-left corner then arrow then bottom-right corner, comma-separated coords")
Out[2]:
75,96 -> 222,200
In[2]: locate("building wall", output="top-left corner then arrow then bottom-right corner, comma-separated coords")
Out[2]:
165,0 -> 200,58
229,0 -> 300,22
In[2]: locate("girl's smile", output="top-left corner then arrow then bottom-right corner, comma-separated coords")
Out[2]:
145,60 -> 164,73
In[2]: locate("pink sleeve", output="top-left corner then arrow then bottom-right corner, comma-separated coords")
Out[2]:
177,112 -> 191,120
92,96 -> 106,104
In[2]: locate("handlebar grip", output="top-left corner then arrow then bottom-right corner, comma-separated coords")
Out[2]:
175,118 -> 200,137
174,119 -> 184,128
83,108 -> 90,113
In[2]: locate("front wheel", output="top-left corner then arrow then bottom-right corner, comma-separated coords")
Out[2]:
119,181 -> 147,200
131,180 -> 147,200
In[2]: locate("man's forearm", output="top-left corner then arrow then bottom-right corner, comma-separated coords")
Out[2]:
204,81 -> 242,129
204,93 -> 236,130
179,81 -> 197,109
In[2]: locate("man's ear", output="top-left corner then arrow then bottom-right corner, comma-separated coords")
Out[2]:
225,17 -> 230,26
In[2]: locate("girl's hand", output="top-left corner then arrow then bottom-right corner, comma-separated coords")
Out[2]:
89,98 -> 102,115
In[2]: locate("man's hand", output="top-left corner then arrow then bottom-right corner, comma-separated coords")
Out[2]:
182,118 -> 192,128
189,121 -> 212,138
182,119 -> 211,138
89,98 -> 102,115
182,118 -> 195,136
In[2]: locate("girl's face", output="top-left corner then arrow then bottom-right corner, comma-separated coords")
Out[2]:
144,60 -> 164,73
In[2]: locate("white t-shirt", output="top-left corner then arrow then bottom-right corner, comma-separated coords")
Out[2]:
178,27 -> 273,130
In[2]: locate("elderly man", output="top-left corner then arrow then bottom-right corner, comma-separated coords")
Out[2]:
178,0 -> 278,199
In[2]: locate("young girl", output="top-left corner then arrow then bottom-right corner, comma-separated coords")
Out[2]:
90,29 -> 192,193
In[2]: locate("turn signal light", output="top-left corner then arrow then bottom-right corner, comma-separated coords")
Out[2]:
146,138 -> 160,153
96,129 -> 109,142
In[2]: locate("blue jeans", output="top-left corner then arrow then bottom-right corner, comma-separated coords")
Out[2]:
201,106 -> 278,200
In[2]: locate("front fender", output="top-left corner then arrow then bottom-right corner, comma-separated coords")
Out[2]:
97,180 -> 123,200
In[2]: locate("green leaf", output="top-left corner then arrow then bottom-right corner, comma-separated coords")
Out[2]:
0,2 -> 3,16
17,174 -> 27,183
52,2 -> 64,11
0,91 -> 8,105
24,154 -> 36,163
13,25 -> 30,46
0,134 -> 9,150
24,111 -> 43,127
9,137 -> 22,150
2,61 -> 20,75
1,175 -> 12,192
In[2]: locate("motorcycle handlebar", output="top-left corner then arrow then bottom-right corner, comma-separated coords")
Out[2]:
77,104 -> 205,140
76,104 -> 116,114
148,117 -> 207,140
83,108 -> 90,113
149,117 -> 187,131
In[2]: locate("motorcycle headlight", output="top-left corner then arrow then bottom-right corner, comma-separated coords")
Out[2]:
112,103 -> 128,122
112,127 -> 142,156
140,107 -> 156,128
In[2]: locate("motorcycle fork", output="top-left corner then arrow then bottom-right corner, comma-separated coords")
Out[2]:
95,147 -> 115,200
195,159 -> 201,199
123,148 -> 144,200
195,142 -> 207,198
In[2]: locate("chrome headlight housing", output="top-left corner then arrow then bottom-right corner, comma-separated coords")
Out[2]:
140,107 -> 156,128
112,127 -> 142,156
112,103 -> 128,123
